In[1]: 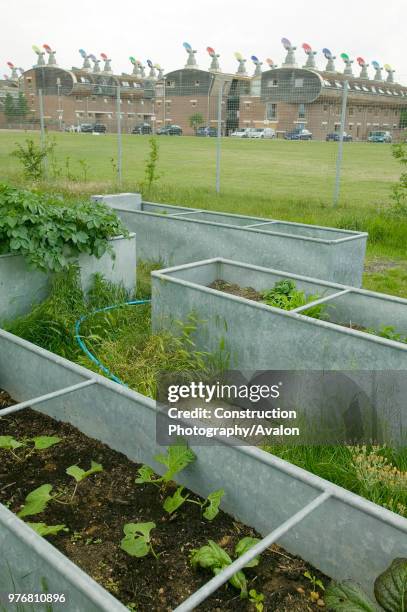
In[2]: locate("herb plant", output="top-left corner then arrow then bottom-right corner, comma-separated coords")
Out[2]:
262,279 -> 326,319
0,183 -> 127,272
190,537 -> 261,598
120,522 -> 158,558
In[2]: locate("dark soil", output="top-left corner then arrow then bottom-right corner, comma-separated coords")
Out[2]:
0,392 -> 328,611
209,280 -> 263,302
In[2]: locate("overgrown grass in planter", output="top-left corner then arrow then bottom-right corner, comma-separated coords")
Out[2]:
0,183 -> 127,272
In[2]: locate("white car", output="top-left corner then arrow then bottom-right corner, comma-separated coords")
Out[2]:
230,128 -> 250,138
247,128 -> 276,139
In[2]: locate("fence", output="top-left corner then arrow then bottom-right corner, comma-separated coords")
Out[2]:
1,69 -> 406,207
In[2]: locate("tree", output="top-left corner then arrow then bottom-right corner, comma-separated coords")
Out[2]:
4,93 -> 15,121
15,92 -> 29,118
399,108 -> 407,129
189,112 -> 204,134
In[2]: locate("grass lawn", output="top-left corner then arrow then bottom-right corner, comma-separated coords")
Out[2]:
1,130 -> 406,295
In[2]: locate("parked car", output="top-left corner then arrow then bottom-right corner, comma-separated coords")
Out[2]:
79,123 -> 94,133
132,123 -> 152,135
284,128 -> 313,140
368,130 -> 392,143
326,132 -> 353,142
230,128 -> 250,138
196,126 -> 217,137
247,127 -> 276,139
157,124 -> 183,135
93,123 -> 106,133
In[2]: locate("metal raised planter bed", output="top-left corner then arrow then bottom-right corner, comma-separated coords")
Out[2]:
0,234 -> 136,323
0,328 -> 406,609
151,258 -> 407,445
92,194 -> 367,287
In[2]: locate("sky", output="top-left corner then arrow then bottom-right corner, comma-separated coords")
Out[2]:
2,0 -> 407,84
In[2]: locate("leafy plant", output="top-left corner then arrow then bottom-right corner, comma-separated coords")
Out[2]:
155,442 -> 196,482
17,484 -> 54,518
120,522 -> 158,558
249,589 -> 265,611
325,557 -> 407,612
26,522 -> 68,537
0,434 -> 60,461
11,138 -> 55,180
390,144 -> 407,216
190,537 -> 261,598
262,279 -> 326,319
66,460 -> 103,482
66,460 -> 103,499
0,183 -> 127,272
304,570 -> 325,603
367,325 -> 407,344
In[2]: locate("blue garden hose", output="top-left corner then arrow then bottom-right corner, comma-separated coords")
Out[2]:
75,299 -> 151,386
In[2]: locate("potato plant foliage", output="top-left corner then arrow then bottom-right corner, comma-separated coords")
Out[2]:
0,183 -> 127,272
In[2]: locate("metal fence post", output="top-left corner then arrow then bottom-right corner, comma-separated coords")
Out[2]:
116,85 -> 122,186
216,81 -> 224,194
333,80 -> 349,207
38,89 -> 47,177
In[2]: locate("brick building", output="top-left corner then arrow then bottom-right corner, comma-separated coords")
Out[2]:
1,42 -> 406,139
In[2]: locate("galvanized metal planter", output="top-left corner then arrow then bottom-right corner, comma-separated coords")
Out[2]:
0,234 -> 136,323
92,193 -> 367,286
151,257 -> 407,445
0,328 -> 406,609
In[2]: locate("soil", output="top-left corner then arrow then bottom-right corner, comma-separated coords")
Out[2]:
209,280 -> 263,302
0,392 -> 328,611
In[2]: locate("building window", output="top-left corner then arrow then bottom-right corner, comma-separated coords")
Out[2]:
195,80 -> 200,86
295,78 -> 304,88
267,79 -> 278,87
266,103 -> 277,120
166,80 -> 175,88
349,107 -> 354,115
298,103 -> 306,119
323,104 -> 328,112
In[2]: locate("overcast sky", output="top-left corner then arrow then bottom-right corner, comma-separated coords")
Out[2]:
3,0 -> 407,84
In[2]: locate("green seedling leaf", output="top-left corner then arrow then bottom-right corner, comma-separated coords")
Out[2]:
18,484 -> 53,518
235,536 -> 261,568
26,522 -> 68,537
135,464 -> 161,485
374,557 -> 407,612
31,436 -> 61,450
120,522 -> 156,558
325,580 -> 377,611
203,488 -> 224,521
229,569 -> 248,598
190,539 -> 232,570
66,460 -> 103,482
154,442 -> 196,482
163,486 -> 189,514
0,435 -> 24,450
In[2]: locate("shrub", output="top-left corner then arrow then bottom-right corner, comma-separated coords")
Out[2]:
11,138 -> 55,181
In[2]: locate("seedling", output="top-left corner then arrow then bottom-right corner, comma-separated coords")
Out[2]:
17,484 -> 54,518
304,570 -> 325,603
26,522 -> 68,537
249,589 -> 265,612
190,536 -> 261,598
136,442 -> 195,489
163,486 -> 224,519
0,435 -> 60,461
66,460 -> 103,499
120,522 -> 158,559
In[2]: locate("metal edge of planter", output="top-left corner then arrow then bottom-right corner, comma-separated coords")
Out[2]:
0,327 -> 406,608
115,205 -> 365,245
138,199 -> 369,243
0,233 -> 137,323
151,256 -> 407,353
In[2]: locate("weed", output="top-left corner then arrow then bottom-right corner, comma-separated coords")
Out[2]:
249,589 -> 265,611
140,137 -> 160,193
